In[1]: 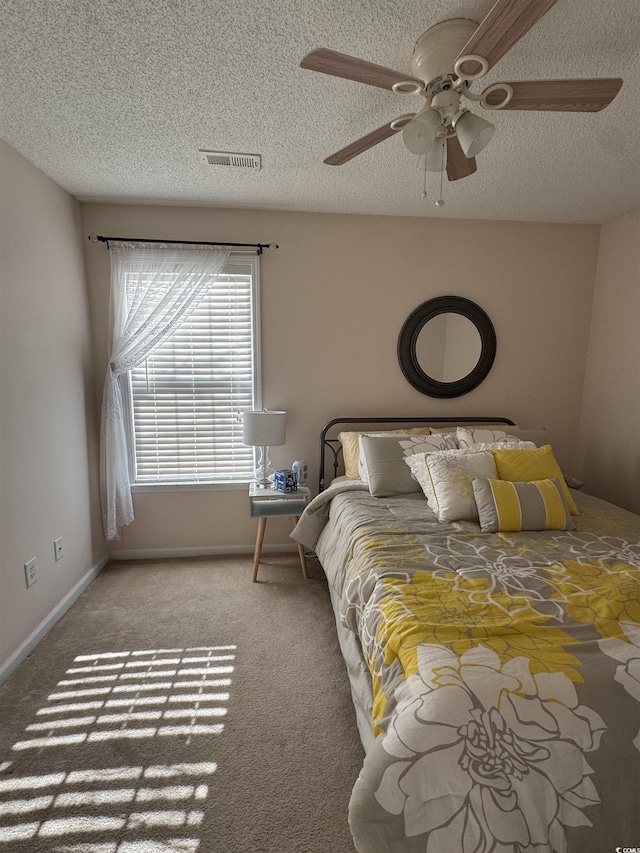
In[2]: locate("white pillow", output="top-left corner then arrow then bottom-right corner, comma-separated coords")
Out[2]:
358,432 -> 458,484
405,449 -> 498,522
404,454 -> 438,508
465,440 -> 536,452
398,432 -> 459,456
457,427 -> 532,449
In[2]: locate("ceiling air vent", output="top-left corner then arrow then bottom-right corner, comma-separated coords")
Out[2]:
199,150 -> 261,170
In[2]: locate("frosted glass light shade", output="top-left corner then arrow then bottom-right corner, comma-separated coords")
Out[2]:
454,111 -> 495,158
403,108 -> 442,155
242,410 -> 286,447
425,136 -> 447,172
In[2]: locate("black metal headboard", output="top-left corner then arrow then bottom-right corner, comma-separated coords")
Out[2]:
319,416 -> 516,492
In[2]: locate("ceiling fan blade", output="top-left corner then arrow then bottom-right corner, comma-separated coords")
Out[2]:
301,48 -> 424,92
485,78 -> 623,111
446,136 -> 477,181
324,118 -> 414,166
455,0 -> 559,78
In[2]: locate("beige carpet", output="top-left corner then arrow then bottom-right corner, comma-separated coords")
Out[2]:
0,554 -> 365,852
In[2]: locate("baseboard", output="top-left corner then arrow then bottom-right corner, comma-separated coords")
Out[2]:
108,543 -> 297,560
0,544 -> 299,684
0,553 -> 111,687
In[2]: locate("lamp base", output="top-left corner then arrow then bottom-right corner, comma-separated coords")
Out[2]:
254,446 -> 274,487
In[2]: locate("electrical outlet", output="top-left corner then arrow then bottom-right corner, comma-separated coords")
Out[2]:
24,558 -> 38,588
54,537 -> 63,561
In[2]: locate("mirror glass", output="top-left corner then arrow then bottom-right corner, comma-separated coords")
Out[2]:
414,313 -> 482,383
397,296 -> 496,398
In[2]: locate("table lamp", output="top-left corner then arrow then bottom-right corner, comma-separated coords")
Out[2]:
242,409 -> 286,487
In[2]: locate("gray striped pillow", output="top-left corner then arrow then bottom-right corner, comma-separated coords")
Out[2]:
472,477 -> 574,533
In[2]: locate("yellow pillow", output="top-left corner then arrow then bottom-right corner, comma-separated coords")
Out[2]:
338,428 -> 432,480
492,445 -> 578,515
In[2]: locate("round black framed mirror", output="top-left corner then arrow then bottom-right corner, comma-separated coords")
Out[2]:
398,296 -> 496,398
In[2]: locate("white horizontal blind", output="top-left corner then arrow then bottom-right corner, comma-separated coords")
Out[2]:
128,259 -> 258,483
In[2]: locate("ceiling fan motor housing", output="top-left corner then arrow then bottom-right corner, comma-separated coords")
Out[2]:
410,18 -> 478,85
431,90 -> 461,122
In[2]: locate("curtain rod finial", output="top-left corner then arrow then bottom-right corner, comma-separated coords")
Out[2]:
268,243 -> 279,251
88,233 -> 99,242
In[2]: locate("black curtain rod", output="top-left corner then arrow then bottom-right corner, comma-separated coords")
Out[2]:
88,233 -> 278,254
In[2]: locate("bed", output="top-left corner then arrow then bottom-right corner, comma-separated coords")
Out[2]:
292,417 -> 640,853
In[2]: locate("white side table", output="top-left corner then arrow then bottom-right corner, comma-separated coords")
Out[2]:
249,484 -> 311,582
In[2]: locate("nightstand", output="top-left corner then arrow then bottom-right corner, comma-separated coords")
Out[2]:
249,484 -> 311,582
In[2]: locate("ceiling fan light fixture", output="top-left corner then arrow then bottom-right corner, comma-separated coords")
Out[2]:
453,110 -> 495,158
402,107 -> 442,155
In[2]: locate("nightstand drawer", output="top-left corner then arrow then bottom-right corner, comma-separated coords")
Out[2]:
250,497 -> 308,517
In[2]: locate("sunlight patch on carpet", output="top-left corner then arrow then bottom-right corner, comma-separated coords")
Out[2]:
0,646 -> 235,849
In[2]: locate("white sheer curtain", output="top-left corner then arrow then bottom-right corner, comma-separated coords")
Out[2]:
101,241 -> 231,540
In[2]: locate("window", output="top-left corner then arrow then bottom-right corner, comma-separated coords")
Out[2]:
126,256 -> 260,485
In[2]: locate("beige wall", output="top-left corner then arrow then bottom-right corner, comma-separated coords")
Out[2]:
0,142 -> 105,670
82,203 -> 601,553
578,208 -> 640,513
2,147 -> 634,677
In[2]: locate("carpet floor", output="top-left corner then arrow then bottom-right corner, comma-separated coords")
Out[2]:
0,554 -> 365,852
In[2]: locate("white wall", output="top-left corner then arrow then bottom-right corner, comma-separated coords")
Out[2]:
82,202 -> 601,553
578,208 -> 640,513
0,142 -> 106,674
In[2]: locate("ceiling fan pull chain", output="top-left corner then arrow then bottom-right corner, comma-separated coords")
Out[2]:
436,143 -> 446,207
421,153 -> 428,199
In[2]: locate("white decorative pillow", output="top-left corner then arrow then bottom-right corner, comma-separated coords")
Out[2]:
466,440 -> 536,453
358,432 -> 458,495
398,432 -> 459,454
404,453 -> 438,508
456,427 -> 523,449
406,449 -> 498,522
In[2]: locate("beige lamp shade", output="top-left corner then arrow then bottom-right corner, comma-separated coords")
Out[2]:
242,410 -> 286,447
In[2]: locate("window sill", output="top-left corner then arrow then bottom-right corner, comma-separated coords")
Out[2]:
131,481 -> 250,493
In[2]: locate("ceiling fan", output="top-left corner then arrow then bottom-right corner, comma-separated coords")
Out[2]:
300,0 -> 623,185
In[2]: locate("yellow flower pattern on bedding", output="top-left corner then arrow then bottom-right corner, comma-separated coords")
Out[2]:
339,507 -> 640,736
547,558 -> 640,640
371,571 -> 582,730
347,532 -> 425,578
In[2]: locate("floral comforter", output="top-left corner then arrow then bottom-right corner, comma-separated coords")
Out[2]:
294,485 -> 640,853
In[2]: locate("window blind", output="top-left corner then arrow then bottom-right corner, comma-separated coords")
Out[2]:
128,261 -> 258,484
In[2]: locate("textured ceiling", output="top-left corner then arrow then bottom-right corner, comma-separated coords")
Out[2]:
2,0 -> 639,223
